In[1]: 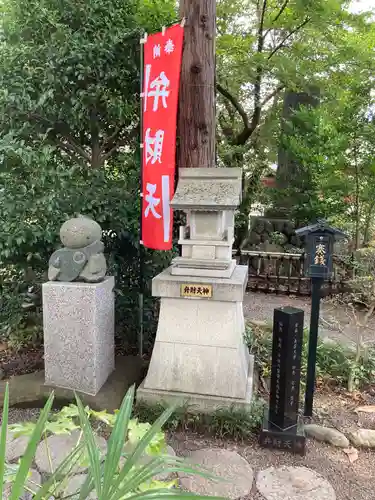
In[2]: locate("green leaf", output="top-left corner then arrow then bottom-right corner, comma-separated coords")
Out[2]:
9,392 -> 54,500
0,383 -> 10,499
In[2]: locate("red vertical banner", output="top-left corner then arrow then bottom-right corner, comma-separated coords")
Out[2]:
141,24 -> 184,250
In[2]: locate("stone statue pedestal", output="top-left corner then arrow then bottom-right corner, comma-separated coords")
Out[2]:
137,168 -> 254,411
43,277 -> 115,396
137,266 -> 254,411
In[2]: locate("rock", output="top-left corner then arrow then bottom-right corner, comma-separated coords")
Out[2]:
6,433 -> 31,462
256,466 -> 336,500
4,469 -> 41,499
61,474 -> 97,499
35,430 -> 107,473
0,368 -> 5,380
178,448 -> 253,499
304,424 -> 349,448
349,429 -> 375,448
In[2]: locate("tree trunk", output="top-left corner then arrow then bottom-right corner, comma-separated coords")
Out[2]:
177,0 -> 216,169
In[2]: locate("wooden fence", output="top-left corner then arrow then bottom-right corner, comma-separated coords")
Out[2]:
233,250 -> 350,296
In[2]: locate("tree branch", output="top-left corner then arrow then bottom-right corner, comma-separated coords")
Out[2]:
234,0 -> 268,146
216,83 -> 250,130
56,140 -> 88,168
100,125 -> 138,163
263,0 -> 290,38
261,84 -> 285,106
267,17 -> 311,60
100,125 -> 125,155
273,0 -> 289,23
90,109 -> 100,168
28,112 -> 91,163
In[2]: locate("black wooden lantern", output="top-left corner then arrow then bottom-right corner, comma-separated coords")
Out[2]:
296,220 -> 347,279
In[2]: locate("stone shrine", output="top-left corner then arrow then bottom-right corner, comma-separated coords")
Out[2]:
43,216 -> 114,396
137,168 -> 254,411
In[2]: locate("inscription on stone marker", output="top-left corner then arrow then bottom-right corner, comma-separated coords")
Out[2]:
259,306 -> 306,456
180,284 -> 213,298
269,307 -> 303,431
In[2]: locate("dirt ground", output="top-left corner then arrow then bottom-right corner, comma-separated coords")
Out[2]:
4,389 -> 375,500
243,291 -> 375,346
170,390 -> 375,500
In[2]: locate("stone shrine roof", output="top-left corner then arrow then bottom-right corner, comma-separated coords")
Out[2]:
171,168 -> 242,210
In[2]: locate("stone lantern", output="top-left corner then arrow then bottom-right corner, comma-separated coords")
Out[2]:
137,168 -> 254,411
171,168 -> 241,278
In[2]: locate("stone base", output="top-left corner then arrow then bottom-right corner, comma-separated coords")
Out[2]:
259,408 -> 306,455
42,277 -> 115,396
137,369 -> 254,413
138,264 -> 254,410
0,356 -> 144,412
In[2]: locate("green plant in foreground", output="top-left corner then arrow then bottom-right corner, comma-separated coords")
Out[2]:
1,385 -> 226,499
134,399 -> 265,441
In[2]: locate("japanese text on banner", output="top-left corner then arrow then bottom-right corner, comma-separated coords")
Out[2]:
141,24 -> 184,250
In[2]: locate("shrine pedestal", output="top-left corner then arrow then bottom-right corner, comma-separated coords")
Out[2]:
137,265 -> 254,411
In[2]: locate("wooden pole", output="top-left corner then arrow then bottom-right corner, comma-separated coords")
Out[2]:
178,0 -> 216,169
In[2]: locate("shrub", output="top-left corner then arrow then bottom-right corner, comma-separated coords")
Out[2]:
134,399 -> 265,441
1,385 -> 224,499
245,322 -> 375,392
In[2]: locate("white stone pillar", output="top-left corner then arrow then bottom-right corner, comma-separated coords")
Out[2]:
43,276 -> 115,396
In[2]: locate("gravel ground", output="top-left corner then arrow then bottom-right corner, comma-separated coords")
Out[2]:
3,392 -> 375,500
170,422 -> 375,500
243,291 -> 375,345
0,407 -> 42,425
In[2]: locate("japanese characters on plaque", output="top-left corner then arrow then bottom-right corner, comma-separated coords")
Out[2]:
260,433 -> 305,454
314,239 -> 327,266
141,25 -> 184,250
180,284 -> 213,298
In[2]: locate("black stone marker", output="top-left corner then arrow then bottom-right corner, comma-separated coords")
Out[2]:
259,306 -> 306,455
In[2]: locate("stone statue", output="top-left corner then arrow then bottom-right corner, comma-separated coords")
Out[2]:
48,216 -> 107,283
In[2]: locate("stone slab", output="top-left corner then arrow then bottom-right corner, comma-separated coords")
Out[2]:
137,372 -> 253,413
35,430 -> 107,473
256,466 -> 336,500
171,167 -> 242,211
62,474 -> 97,499
6,433 -> 31,462
171,260 -> 236,278
178,448 -> 253,499
0,356 -> 144,412
152,265 -> 248,302
4,468 -> 41,499
43,276 -> 115,395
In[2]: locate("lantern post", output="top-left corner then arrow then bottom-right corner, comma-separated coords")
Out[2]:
296,220 -> 347,417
